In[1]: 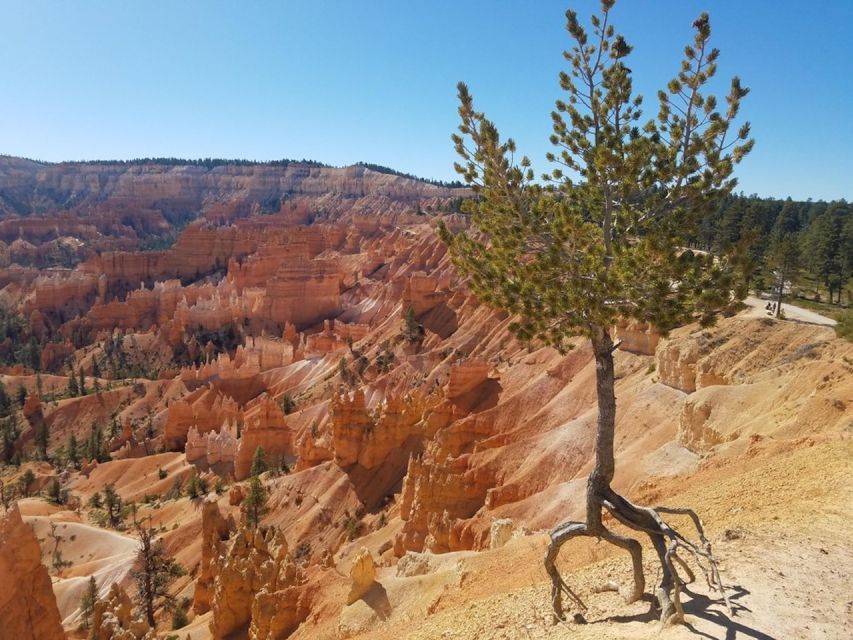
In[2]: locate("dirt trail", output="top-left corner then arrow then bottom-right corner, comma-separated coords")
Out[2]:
743,295 -> 838,326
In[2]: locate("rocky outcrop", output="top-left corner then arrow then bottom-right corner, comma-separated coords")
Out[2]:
489,518 -> 514,550
91,583 -> 153,640
264,258 -> 341,329
446,359 -> 490,398
396,451 -> 493,555
234,395 -> 293,480
402,272 -> 451,316
194,499 -> 236,614
657,339 -> 701,393
209,525 -> 308,640
0,157 -> 466,224
615,320 -> 661,356
186,420 -> 239,469
163,387 -> 241,450
0,503 -> 65,640
329,389 -> 431,470
346,547 -> 376,605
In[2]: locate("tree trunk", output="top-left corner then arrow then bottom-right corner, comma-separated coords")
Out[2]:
775,267 -> 785,318
544,325 -> 729,625
587,326 -> 617,530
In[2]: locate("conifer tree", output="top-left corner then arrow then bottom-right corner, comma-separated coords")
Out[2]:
131,511 -> 186,628
250,446 -> 267,477
35,422 -> 49,461
67,433 -> 79,468
103,483 -> 123,528
0,381 -> 12,416
767,201 -> 801,316
440,1 -> 751,623
68,369 -> 79,397
243,447 -> 268,528
79,576 -> 98,631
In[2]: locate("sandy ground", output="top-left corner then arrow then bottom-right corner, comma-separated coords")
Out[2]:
305,439 -> 853,640
743,296 -> 838,326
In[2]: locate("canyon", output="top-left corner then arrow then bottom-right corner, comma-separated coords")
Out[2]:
0,157 -> 849,640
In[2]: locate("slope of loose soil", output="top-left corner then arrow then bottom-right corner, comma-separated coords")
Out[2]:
288,439 -> 852,640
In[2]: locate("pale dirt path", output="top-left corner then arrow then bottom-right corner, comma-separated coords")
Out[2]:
743,295 -> 838,326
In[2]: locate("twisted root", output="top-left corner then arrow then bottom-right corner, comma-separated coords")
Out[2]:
544,490 -> 729,625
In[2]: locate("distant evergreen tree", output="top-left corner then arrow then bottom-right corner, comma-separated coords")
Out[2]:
767,201 -> 802,316
47,477 -> 62,504
243,474 -> 267,529
0,381 -> 12,416
35,422 -> 49,460
79,576 -> 98,631
16,384 -> 26,407
131,512 -> 186,629
103,483 -> 123,528
250,446 -> 267,477
802,203 -> 845,303
67,369 -> 79,397
67,434 -> 80,468
1,416 -> 19,464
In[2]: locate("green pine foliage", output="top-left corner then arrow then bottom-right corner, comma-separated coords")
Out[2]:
79,576 -> 98,631
439,6 -> 753,351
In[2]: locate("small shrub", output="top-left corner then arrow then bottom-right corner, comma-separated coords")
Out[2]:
280,393 -> 297,415
294,541 -> 311,563
343,514 -> 361,541
402,306 -> 423,342
172,607 -> 189,630
835,310 -> 853,342
158,468 -> 168,480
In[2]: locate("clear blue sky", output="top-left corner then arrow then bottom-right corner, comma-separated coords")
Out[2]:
1,1 -> 850,200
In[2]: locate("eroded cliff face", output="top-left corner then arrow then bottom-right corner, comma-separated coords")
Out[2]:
0,157 -> 467,267
0,503 -> 66,640
0,172 -> 850,640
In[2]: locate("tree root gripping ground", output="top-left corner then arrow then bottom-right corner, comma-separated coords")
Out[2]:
544,489 -> 732,626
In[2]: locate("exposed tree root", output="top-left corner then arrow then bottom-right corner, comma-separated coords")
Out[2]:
544,488 -> 730,626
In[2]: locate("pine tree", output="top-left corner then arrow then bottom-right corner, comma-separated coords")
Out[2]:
47,477 -> 62,504
250,446 -> 267,477
402,306 -> 422,342
35,422 -> 49,461
67,433 -> 80,468
131,512 -> 186,629
0,381 -> 12,416
2,415 -> 20,464
103,483 -> 123,528
439,2 -> 751,623
78,368 -> 87,396
79,576 -> 98,631
244,447 -> 268,529
186,473 -> 200,499
18,468 -> 35,497
243,474 -> 267,529
68,369 -> 79,397
767,201 -> 801,316
801,203 -> 845,303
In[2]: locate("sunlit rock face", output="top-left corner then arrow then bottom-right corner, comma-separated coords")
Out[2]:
0,503 -> 66,640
